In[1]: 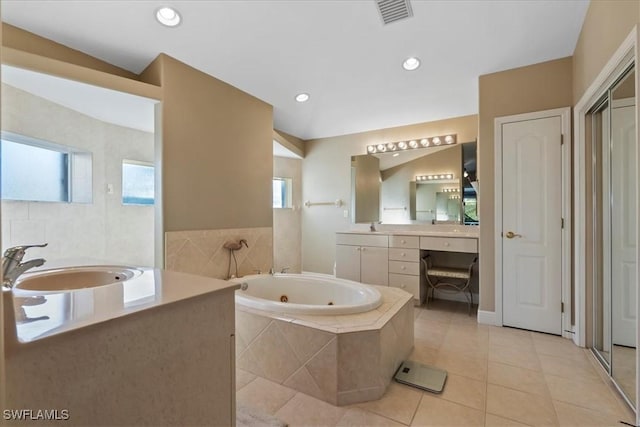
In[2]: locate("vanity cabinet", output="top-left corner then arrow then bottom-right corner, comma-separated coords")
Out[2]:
336,229 -> 479,305
336,233 -> 388,285
388,235 -> 424,303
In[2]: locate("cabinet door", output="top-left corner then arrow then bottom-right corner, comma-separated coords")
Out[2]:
360,246 -> 388,286
336,245 -> 361,282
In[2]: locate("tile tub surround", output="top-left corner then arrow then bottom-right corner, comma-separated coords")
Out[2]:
236,286 -> 414,406
165,227 -> 273,279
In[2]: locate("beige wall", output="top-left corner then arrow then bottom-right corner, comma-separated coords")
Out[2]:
1,83 -> 154,266
273,156 -> 302,273
302,115 -> 477,274
2,24 -> 138,80
274,129 -> 305,157
573,0 -> 640,104
140,54 -> 273,233
477,57 -> 573,312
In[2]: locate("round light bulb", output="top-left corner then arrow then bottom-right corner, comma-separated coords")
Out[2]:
387,143 -> 397,151
367,146 -> 376,153
420,138 -> 429,147
432,137 -> 441,145
402,57 -> 421,71
398,141 -> 407,150
295,93 -> 310,103
445,135 -> 454,144
409,140 -> 418,148
156,7 -> 181,27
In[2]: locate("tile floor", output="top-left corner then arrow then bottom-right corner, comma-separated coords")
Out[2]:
236,300 -> 636,426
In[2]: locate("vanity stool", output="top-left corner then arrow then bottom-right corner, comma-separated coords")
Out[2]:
421,254 -> 478,314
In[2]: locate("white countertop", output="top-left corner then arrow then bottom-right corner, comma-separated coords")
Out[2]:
337,226 -> 479,238
7,267 -> 239,343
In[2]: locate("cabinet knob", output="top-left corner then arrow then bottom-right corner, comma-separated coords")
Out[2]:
444,242 -> 450,247
361,247 -> 366,251
356,247 -> 361,251
401,252 -> 406,257
401,239 -> 406,244
401,266 -> 406,270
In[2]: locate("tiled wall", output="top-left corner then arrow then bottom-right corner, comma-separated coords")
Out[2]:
1,83 -> 154,267
165,227 -> 273,279
273,156 -> 302,273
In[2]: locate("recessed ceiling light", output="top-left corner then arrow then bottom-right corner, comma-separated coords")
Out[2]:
156,7 -> 181,27
402,57 -> 420,71
295,93 -> 310,103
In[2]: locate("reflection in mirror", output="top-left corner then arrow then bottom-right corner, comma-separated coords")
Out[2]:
351,155 -> 380,223
462,142 -> 479,225
410,179 -> 460,223
588,62 -> 636,409
609,66 -> 636,406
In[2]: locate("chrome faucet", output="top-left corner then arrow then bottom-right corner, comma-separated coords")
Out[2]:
2,243 -> 48,288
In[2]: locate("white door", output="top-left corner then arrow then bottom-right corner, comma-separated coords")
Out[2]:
611,101 -> 637,347
501,116 -> 563,335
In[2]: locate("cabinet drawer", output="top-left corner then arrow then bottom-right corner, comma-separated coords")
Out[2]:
336,233 -> 388,247
389,273 -> 420,299
389,260 -> 420,276
388,248 -> 420,262
389,235 -> 419,249
420,236 -> 478,253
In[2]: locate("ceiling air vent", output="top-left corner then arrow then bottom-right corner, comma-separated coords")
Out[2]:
376,0 -> 413,25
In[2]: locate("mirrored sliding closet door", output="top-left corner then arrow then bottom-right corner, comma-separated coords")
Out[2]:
589,63 -> 637,409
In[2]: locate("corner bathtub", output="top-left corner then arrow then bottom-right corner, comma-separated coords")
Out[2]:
233,273 -> 382,315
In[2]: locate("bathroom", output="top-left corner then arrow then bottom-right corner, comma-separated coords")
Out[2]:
1,1 -> 640,426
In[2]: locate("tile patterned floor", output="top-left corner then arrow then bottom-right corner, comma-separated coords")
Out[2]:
236,300 -> 636,426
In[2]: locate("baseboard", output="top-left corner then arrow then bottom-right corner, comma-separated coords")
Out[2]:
477,310 -> 496,325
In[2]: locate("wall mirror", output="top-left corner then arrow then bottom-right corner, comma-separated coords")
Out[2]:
351,141 -> 477,225
0,64 -> 159,267
587,60 -> 636,409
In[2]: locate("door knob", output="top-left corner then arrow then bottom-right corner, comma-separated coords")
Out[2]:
505,231 -> 522,239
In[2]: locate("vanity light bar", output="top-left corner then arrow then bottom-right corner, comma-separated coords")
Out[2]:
416,173 -> 454,181
442,188 -> 459,193
366,134 -> 457,154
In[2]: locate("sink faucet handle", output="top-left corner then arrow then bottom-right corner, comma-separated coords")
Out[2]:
280,267 -> 290,274
4,243 -> 48,259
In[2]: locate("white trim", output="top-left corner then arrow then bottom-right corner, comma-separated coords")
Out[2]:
477,310 -> 496,325
574,26 -> 637,350
494,107 -> 572,337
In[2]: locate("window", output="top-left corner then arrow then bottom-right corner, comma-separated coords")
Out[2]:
273,177 -> 292,209
0,132 -> 91,203
122,160 -> 154,205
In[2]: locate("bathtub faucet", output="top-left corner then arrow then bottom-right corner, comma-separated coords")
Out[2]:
2,243 -> 48,288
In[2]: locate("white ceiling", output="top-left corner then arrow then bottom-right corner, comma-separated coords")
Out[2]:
1,65 -> 157,132
2,0 -> 589,140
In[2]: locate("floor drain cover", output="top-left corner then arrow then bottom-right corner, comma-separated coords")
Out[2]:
394,360 -> 447,393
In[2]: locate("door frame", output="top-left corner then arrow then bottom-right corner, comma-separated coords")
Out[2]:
494,107 -> 572,338
574,26 -> 638,351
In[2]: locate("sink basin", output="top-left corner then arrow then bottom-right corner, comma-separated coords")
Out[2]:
14,266 -> 142,291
